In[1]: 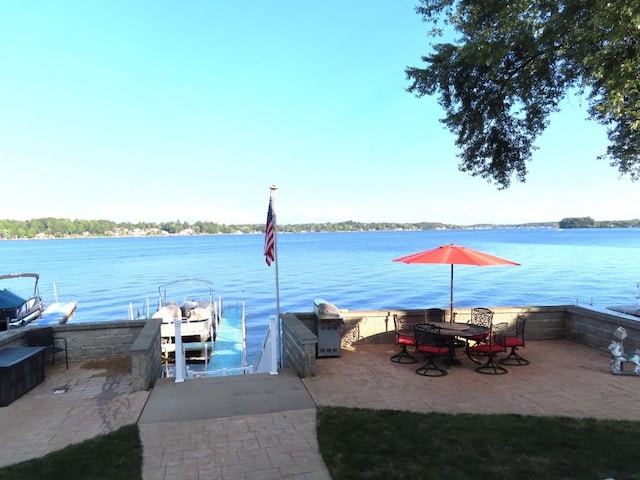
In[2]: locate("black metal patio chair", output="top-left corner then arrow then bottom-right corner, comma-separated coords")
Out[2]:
467,322 -> 508,374
413,323 -> 450,377
390,314 -> 422,364
496,315 -> 529,366
26,326 -> 68,369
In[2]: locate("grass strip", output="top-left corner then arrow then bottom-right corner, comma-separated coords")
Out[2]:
317,406 -> 640,480
0,424 -> 142,480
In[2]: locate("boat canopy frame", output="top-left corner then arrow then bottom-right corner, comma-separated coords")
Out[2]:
157,279 -> 215,311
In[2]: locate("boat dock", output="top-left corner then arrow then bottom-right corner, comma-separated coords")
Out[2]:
33,301 -> 78,326
162,303 -> 250,378
207,303 -> 248,375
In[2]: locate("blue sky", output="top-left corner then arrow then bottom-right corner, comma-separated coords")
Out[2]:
1,1 -> 637,225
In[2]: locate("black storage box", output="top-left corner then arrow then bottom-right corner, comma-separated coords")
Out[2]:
0,347 -> 45,407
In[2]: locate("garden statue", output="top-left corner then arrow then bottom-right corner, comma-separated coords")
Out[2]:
607,327 -> 640,375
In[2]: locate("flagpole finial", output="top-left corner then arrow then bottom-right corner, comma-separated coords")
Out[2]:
270,184 -> 278,191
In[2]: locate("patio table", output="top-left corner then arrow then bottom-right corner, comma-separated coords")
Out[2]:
415,322 -> 489,366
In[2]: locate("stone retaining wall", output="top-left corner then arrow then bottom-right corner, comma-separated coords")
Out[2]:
0,330 -> 26,349
51,320 -> 148,361
4,303 -> 637,388
281,305 -> 639,378
280,313 -> 317,377
0,320 -> 152,391
0,320 -> 147,360
565,306 -> 640,352
129,318 -> 162,391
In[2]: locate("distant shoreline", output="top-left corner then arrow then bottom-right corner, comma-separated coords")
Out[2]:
5,224 -> 640,241
1,216 -> 639,240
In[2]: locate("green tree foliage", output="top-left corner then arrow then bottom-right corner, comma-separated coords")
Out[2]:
0,218 -> 458,238
406,0 -> 640,188
559,216 -> 596,228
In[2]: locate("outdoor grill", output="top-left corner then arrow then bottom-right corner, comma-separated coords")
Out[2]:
313,299 -> 344,358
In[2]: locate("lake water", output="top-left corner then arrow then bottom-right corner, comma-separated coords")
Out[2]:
2,228 -> 640,364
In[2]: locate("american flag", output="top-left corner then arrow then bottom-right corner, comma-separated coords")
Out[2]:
264,198 -> 276,266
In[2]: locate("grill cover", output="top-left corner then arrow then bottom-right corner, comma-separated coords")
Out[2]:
313,299 -> 342,321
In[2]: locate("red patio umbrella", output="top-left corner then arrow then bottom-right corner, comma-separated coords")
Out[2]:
392,244 -> 519,320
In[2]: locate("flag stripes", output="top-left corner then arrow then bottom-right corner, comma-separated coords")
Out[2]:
264,198 -> 276,266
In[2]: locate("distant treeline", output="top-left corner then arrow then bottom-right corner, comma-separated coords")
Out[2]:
558,217 -> 640,228
0,218 -> 460,238
0,217 -> 638,239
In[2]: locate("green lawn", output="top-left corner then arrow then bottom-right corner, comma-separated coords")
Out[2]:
0,424 -> 142,480
1,408 -> 640,480
316,406 -> 640,480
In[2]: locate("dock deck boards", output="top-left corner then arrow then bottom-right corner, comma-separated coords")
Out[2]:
207,305 -> 247,374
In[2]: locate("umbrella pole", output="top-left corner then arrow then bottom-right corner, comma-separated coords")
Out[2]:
450,264 -> 454,322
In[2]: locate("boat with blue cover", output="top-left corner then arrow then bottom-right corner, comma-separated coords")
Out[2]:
0,273 -> 44,330
0,273 -> 78,330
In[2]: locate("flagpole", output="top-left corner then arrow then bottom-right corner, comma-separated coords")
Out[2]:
269,185 -> 282,368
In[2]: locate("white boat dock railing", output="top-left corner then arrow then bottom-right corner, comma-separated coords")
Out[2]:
127,297 -> 150,320
241,299 -> 248,372
253,315 -> 279,375
173,319 -> 187,383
